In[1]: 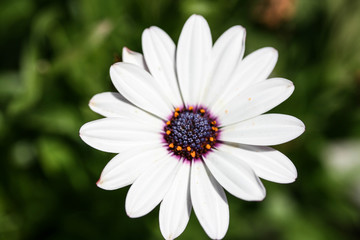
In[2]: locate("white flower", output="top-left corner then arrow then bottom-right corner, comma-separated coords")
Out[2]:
80,14 -> 305,240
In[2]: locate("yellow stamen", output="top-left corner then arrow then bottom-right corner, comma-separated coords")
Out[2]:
206,144 -> 211,150
169,143 -> 174,148
166,121 -> 171,125
212,127 -> 218,131
166,130 -> 171,135
176,146 -> 182,151
191,151 -> 196,158
175,107 -> 180,112
200,109 -> 205,113
174,112 -> 179,117
211,121 -> 216,125
188,106 -> 193,111
187,146 -> 191,151
209,137 -> 214,142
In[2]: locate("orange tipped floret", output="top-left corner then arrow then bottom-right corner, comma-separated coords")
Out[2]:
176,146 -> 182,151
166,130 -> 171,135
191,151 -> 196,158
166,121 -> 171,125
206,144 -> 211,150
187,146 -> 191,151
188,106 -> 193,111
169,143 -> 174,148
200,109 -> 205,113
209,137 -> 214,142
212,127 -> 218,131
211,121 -> 216,125
175,107 -> 180,112
174,112 -> 179,117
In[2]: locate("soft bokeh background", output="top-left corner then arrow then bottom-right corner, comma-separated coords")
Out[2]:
1,0 -> 360,239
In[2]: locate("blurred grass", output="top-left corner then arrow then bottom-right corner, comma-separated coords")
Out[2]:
0,0 -> 360,239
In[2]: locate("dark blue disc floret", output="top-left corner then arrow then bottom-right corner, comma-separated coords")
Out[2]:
164,107 -> 219,160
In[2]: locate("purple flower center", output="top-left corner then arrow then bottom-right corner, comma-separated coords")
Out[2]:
164,107 -> 219,160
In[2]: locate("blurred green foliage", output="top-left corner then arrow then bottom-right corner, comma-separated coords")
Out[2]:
1,0 -> 360,239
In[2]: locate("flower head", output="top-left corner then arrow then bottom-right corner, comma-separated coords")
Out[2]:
80,14 -> 305,239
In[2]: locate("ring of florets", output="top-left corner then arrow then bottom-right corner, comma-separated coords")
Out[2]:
163,106 -> 219,160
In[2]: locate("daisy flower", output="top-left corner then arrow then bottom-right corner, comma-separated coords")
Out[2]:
80,14 -> 305,240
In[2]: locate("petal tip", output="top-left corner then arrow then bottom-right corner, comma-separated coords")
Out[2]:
289,176 -> 297,183
79,124 -> 87,137
255,191 -> 266,201
142,28 -> 150,37
266,47 -> 278,55
125,208 -> 139,218
122,46 -> 137,55
252,185 -> 267,201
96,177 -> 104,187
284,80 -> 295,91
299,120 -> 306,132
232,25 -> 246,33
88,96 -> 97,108
262,47 -> 279,61
280,176 -> 297,184
125,200 -> 139,218
190,13 -> 201,18
109,62 -> 120,71
188,14 -> 207,24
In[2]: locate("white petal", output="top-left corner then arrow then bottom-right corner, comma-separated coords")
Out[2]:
89,92 -> 162,125
110,62 -> 173,120
216,78 -> 294,126
160,162 -> 191,240
211,47 -> 278,110
191,160 -> 229,239
79,118 -> 162,153
122,47 -> 148,70
204,150 -> 266,201
220,144 -> 297,183
97,144 -> 169,190
142,27 -> 183,107
202,26 -> 246,107
125,155 -> 180,218
177,14 -> 212,106
221,114 -> 305,146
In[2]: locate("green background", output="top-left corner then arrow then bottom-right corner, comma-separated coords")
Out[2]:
1,0 -> 360,239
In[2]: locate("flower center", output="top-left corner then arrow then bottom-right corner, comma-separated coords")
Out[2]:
164,106 -> 219,160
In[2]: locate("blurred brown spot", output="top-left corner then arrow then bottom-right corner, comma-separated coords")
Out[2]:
355,70 -> 360,85
355,70 -> 360,102
253,0 -> 296,29
114,53 -> 121,63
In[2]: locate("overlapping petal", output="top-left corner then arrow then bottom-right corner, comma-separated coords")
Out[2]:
177,14 -> 212,106
191,160 -> 229,239
215,78 -> 295,126
125,154 -> 180,218
202,26 -> 246,107
110,63 -> 173,119
122,47 -> 148,70
97,144 -> 169,190
221,114 -> 305,146
89,92 -> 162,126
160,162 -> 191,240
142,26 -> 183,107
210,47 -> 278,111
220,144 -> 297,183
79,117 -> 162,153
204,149 -> 266,201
